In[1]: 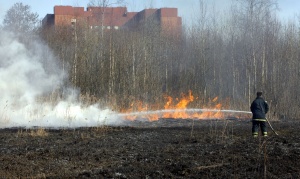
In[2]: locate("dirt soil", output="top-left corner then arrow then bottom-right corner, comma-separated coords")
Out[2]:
0,119 -> 299,178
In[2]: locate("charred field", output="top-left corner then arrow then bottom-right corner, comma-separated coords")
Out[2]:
0,119 -> 299,178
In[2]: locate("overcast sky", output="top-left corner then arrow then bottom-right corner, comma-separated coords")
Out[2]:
0,0 -> 300,25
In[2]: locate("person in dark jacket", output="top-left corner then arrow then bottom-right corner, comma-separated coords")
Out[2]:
250,91 -> 269,137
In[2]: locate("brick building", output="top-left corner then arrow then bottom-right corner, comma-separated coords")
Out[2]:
42,6 -> 182,35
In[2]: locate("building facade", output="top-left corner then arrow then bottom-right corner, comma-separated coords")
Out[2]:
42,6 -> 182,35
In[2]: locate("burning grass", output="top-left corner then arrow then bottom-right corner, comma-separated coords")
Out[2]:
120,91 -> 251,121
0,90 -> 252,129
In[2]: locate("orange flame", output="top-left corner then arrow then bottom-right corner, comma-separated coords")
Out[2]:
120,91 -> 248,121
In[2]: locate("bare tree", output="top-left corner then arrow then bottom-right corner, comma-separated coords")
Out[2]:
3,2 -> 39,35
231,0 -> 278,104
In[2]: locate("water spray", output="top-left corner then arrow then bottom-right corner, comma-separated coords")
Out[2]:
118,108 -> 252,121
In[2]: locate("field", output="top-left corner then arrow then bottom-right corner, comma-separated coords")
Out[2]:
0,119 -> 299,178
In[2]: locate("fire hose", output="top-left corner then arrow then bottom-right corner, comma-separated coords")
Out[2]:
266,118 -> 279,136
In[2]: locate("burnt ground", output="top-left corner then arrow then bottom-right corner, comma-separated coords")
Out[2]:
0,119 -> 299,178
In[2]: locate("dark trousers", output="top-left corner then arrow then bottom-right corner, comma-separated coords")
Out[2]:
252,120 -> 267,136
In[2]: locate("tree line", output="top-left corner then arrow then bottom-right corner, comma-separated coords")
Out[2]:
2,0 -> 300,120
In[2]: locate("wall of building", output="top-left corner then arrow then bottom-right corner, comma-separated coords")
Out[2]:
42,5 -> 182,34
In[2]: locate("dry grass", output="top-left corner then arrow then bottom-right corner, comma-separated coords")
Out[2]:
30,128 -> 49,137
196,163 -> 229,170
17,128 -> 49,137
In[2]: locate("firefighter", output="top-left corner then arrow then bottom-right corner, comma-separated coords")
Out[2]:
250,91 -> 269,137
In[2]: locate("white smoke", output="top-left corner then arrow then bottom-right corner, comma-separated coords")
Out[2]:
0,30 -> 123,128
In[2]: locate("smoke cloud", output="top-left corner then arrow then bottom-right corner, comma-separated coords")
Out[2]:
0,30 -> 123,128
